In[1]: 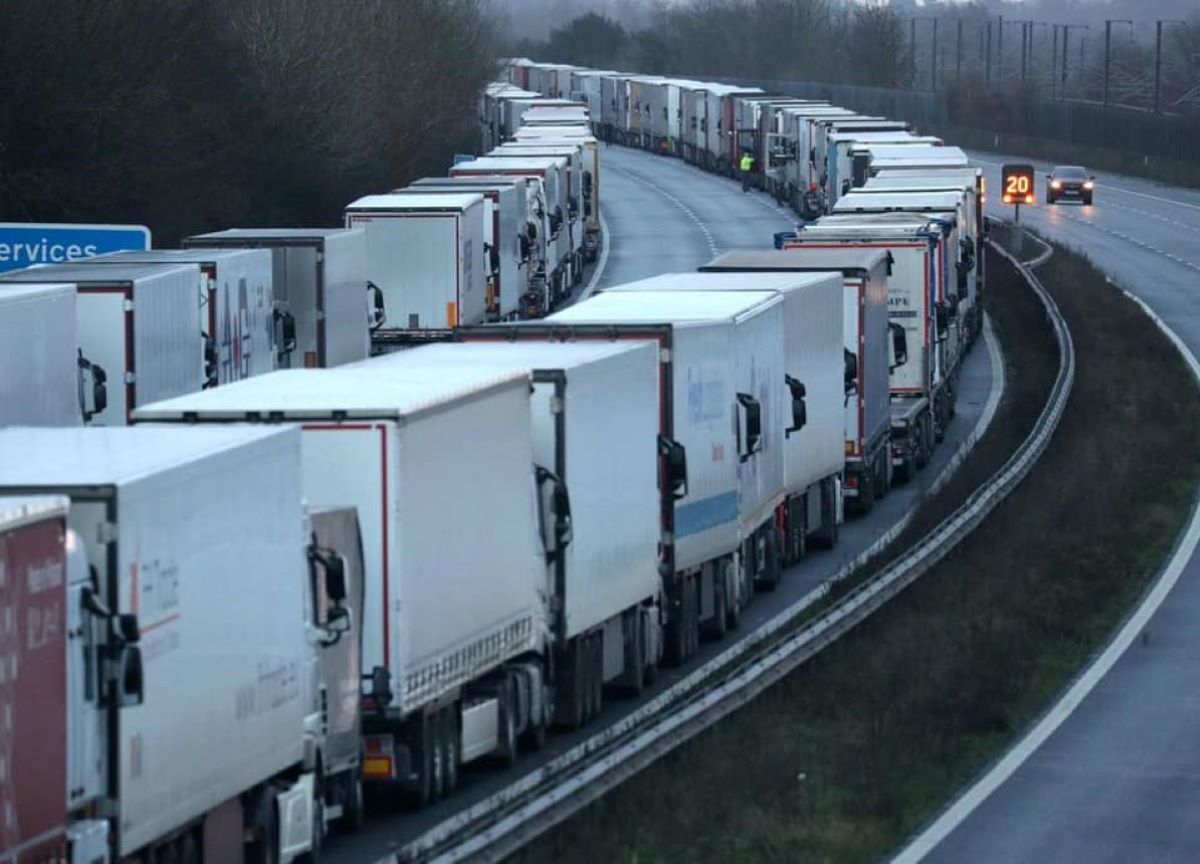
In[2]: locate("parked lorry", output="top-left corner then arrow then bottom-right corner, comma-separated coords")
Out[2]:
344,193 -> 487,334
133,365 -> 550,806
489,143 -> 589,270
834,189 -> 976,354
0,283 -> 89,425
349,340 -> 663,726
0,495 -> 84,863
864,169 -> 987,343
87,248 -> 275,387
183,227 -> 373,369
607,271 -> 845,563
0,424 -> 358,863
826,133 -> 943,209
504,131 -> 602,247
403,177 -> 528,321
789,214 -> 960,481
701,248 -> 892,512
450,155 -> 574,311
0,262 -> 203,426
547,288 -> 783,660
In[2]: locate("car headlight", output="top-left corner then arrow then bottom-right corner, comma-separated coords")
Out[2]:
1050,180 -> 1062,189
1083,181 -> 1094,189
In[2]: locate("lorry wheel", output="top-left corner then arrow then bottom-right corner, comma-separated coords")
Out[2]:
704,570 -> 728,640
245,797 -> 279,864
876,453 -> 889,499
664,614 -> 687,667
624,610 -> 645,696
858,470 -> 875,515
430,715 -> 446,801
688,578 -> 701,657
338,772 -> 365,834
442,707 -> 460,793
496,682 -> 519,767
179,833 -> 200,864
591,633 -> 605,718
414,716 -> 436,806
564,640 -> 587,727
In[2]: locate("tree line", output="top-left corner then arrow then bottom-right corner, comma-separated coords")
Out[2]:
511,1 -> 911,90
0,0 -> 498,244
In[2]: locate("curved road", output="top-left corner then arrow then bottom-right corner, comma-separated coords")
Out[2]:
324,145 -> 1000,863
900,154 -> 1200,863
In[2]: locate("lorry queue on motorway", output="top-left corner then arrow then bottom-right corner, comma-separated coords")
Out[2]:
0,55 -> 986,864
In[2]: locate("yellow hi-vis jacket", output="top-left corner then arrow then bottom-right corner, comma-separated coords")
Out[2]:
739,154 -> 753,172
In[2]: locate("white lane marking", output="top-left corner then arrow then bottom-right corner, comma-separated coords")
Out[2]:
891,291 -> 1200,864
974,155 -> 1200,214
609,164 -> 720,256
1053,207 -> 1200,273
579,211 -> 611,301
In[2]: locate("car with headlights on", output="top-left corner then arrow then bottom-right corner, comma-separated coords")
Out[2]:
1047,165 -> 1095,205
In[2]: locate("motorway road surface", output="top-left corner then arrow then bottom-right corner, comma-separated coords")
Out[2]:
906,154 -> 1200,863
324,145 -> 1000,863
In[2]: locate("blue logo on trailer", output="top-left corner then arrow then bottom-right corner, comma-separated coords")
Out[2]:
0,223 -> 151,274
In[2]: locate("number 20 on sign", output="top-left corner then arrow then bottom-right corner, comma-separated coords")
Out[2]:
1002,163 -> 1036,221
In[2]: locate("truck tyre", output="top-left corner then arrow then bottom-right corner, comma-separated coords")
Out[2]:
664,606 -> 687,667
756,529 -> 781,591
589,633 -> 604,720
876,451 -> 890,499
245,795 -> 279,864
858,469 -> 875,515
561,640 -> 587,727
179,832 -> 200,864
431,714 -> 447,801
623,609 -> 645,696
704,568 -> 728,640
414,715 -> 436,806
496,682 -> 519,767
443,706 -> 460,794
338,772 -> 365,834
689,577 -> 701,657
301,772 -> 324,864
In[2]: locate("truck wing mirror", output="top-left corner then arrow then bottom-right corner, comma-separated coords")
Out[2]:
115,613 -> 141,644
367,281 -> 387,330
274,308 -> 297,358
535,465 -> 573,561
323,554 -> 348,604
936,303 -> 949,338
117,645 -> 144,707
844,349 -> 859,395
785,375 -> 807,436
736,392 -> 763,461
203,334 -> 218,388
78,350 -> 108,423
658,435 -> 689,500
889,322 -> 909,370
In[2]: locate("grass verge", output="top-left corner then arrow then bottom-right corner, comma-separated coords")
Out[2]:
509,238 -> 1200,863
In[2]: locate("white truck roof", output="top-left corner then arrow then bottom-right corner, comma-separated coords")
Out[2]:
453,156 -> 568,172
834,190 -> 965,212
602,271 -> 841,294
349,340 -> 647,373
0,261 -> 195,284
0,495 -> 69,530
133,366 -> 528,421
90,247 -> 263,266
837,132 -> 940,144
0,425 -> 291,486
185,228 -> 363,247
0,281 -> 74,303
701,247 -> 890,273
815,211 -> 948,226
344,192 -> 483,212
549,287 -> 778,324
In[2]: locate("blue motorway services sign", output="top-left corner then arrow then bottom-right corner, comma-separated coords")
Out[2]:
0,223 -> 151,274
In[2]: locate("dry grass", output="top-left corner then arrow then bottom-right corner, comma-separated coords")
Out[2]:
509,238 -> 1200,864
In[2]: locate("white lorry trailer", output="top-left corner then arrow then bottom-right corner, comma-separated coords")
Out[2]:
0,283 -> 88,425
609,270 -> 846,564
402,178 -> 528,322
862,170 -> 987,344
546,288 -> 783,661
183,228 -> 372,369
827,133 -> 943,209
86,248 -> 275,387
344,193 -> 488,334
348,340 -> 662,726
500,133 -> 602,251
0,262 -> 203,426
700,248 -> 892,512
790,214 -> 960,481
834,189 -> 976,358
0,425 -> 358,863
133,366 -> 549,806
489,143 -> 588,274
449,155 -> 573,312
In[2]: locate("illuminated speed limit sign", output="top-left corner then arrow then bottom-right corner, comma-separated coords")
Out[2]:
1002,163 -> 1035,205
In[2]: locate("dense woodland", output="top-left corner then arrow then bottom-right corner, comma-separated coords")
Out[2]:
0,0 -> 498,244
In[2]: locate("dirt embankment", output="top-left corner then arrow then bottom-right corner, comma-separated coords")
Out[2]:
510,238 -> 1200,863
